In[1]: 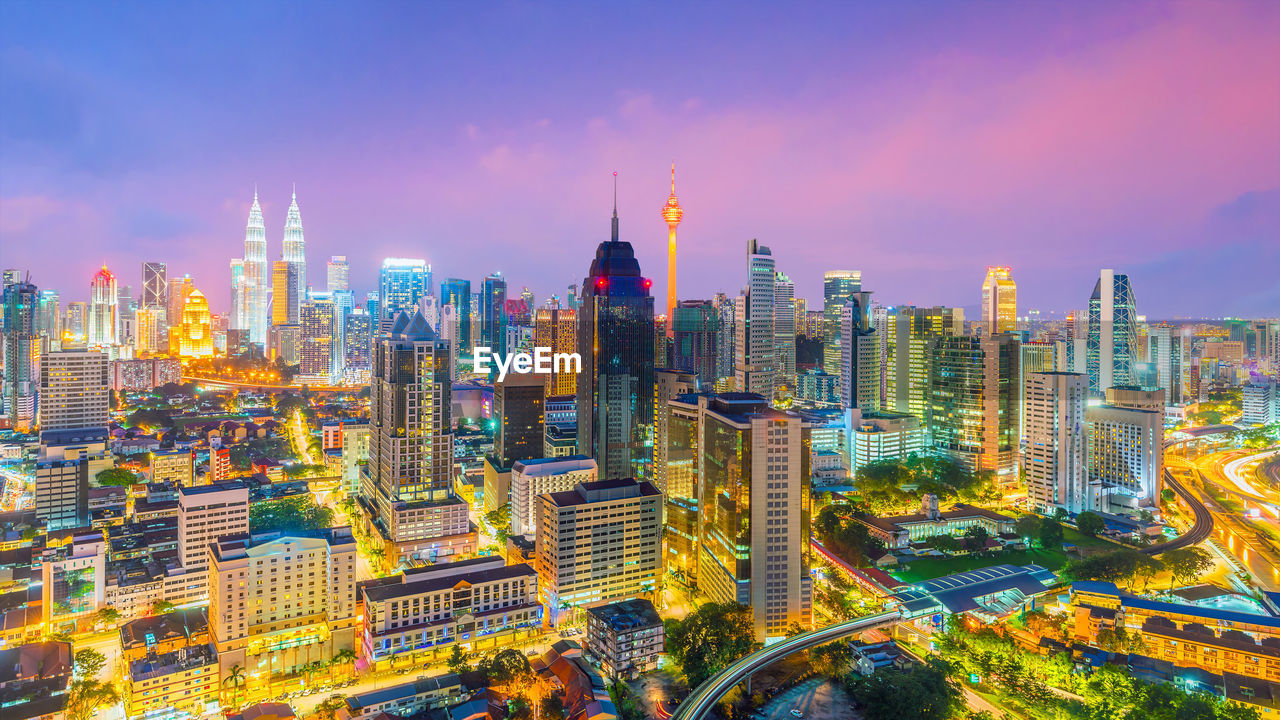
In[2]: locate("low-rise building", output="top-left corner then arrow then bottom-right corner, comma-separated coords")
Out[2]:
849,409 -> 926,476
584,598 -> 664,679
0,641 -> 72,720
341,673 -> 463,719
858,496 -> 1016,549
125,642 -> 220,720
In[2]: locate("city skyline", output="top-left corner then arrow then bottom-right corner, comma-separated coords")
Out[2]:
2,2 -> 1277,317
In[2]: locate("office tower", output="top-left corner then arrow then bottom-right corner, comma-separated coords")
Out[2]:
509,456 -> 597,537
652,369 -> 698,497
38,349 -> 109,432
175,482 -> 249,601
566,283 -> 577,311
671,300 -> 720,384
1086,404 -> 1162,508
535,478 -> 662,623
243,191 -> 269,345
300,295 -> 338,383
534,307 -> 577,395
713,293 -> 735,385
2,278 -> 39,430
282,188 -> 307,298
116,284 -> 135,324
1242,380 -> 1278,425
166,276 -> 194,352
208,527 -> 357,680
735,239 -> 776,397
36,427 -> 108,530
177,289 -> 214,358
87,265 -> 118,346
65,302 -> 87,341
661,163 -> 684,337
364,311 -> 472,562
774,271 -> 796,390
794,298 -> 808,341
342,308 -> 373,373
654,316 -> 669,368
576,199 -> 656,480
927,334 -> 1021,483
695,393 -> 812,642
440,278 -> 472,349
660,391 -> 704,582
480,272 -> 508,356
1020,341 -> 1057,439
1147,324 -> 1188,405
823,270 -> 861,374
379,258 -> 431,321
520,287 -> 535,314
884,306 -> 964,418
870,303 -> 889,403
981,266 -> 1018,334
271,260 -> 299,326
839,291 -> 879,410
1086,269 -> 1139,396
494,372 -> 546,466
327,255 -> 349,292
228,258 -> 244,330
142,261 -> 167,311
1024,372 -> 1089,513
331,289 -> 354,372
37,289 -> 60,339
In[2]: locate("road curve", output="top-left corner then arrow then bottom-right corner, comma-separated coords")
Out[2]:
670,610 -> 905,720
1144,468 -> 1213,556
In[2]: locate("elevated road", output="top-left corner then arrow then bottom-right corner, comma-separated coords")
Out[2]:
1144,468 -> 1212,555
670,610 -> 906,720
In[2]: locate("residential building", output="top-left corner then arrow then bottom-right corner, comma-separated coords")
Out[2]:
584,598 -> 664,679
1023,372 -> 1090,514
151,449 -> 194,486
849,408 -> 927,476
734,239 -> 776,397
175,482 -> 250,603
36,428 -> 110,531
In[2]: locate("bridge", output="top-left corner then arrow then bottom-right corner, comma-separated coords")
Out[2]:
1142,468 -> 1213,555
669,609 -> 907,720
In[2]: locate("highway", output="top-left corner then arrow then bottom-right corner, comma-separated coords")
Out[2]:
1143,468 -> 1213,556
669,610 -> 905,720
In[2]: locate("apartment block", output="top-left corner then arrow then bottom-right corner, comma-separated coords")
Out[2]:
584,598 -> 664,679
509,455 -> 597,538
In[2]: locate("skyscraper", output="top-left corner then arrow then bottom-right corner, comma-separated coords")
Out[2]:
735,239 -> 775,396
228,258 -> 244,330
1086,269 -> 1139,396
1147,323 -> 1188,406
243,191 -> 269,346
576,193 -> 656,481
178,289 -> 214,358
773,271 -> 796,391
661,163 -> 684,338
88,265 -> 118,346
36,289 -> 60,340
283,188 -> 306,300
2,277 -> 39,430
671,300 -> 720,384
300,294 -> 338,384
327,255 -> 349,292
440,278 -> 472,350
141,261 -> 167,312
378,258 -> 431,322
981,266 -> 1018,334
271,260 -> 300,326
343,307 -> 373,372
534,307 -> 577,395
493,373 -> 545,466
38,349 -> 109,433
840,291 -> 880,411
480,272 -> 508,356
823,270 -> 861,374
927,334 -> 1021,483
1024,372 -> 1089,513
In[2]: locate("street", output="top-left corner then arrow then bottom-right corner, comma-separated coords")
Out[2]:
757,677 -> 860,720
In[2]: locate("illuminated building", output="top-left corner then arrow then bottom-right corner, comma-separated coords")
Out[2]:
271,260 -> 299,326
177,482 -> 249,603
774,271 -> 796,390
535,478 -> 662,624
1023,372 -> 1089,514
493,372 -> 545,466
652,369 -> 698,499
509,456 -> 597,537
849,408 -> 927,475
661,163 -> 683,338
1147,323 -> 1189,405
585,598 -> 665,678
2,277 -> 38,430
735,240 -> 776,397
884,305 -> 964,419
179,289 -> 214,358
65,301 -> 87,342
840,291 -> 879,411
379,258 -> 431,324
823,270 -> 861,374
981,266 -> 1018,334
142,261 -> 167,313
88,265 -> 118,346
36,429 -> 109,531
300,294 -> 338,384
1086,403 -> 1162,508
576,190 -> 656,480
229,257 -> 244,331
109,357 -> 181,391
343,307 -> 373,372
38,349 -> 109,433
268,323 -> 300,365
37,288 -> 60,339
440,278 -> 472,349
1020,340 -> 1057,437
166,275 -> 193,350
1086,269 -> 1139,396
208,527 -> 357,687
242,191 -> 269,346
713,292 -> 735,384
480,272 -> 507,356
927,334 -> 1021,483
534,307 -> 577,395
671,300 -> 720,385
282,187 -> 306,305
659,391 -> 704,583
327,254 -> 349,291
695,393 -> 812,642
152,448 -> 194,485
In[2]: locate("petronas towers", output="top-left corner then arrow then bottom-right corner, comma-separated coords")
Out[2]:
231,188 -> 306,346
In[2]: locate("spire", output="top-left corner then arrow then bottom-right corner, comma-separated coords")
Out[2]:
610,171 -> 619,242
670,163 -> 676,194
291,182 -> 296,202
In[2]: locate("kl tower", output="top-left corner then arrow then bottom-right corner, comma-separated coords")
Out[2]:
660,163 -> 684,337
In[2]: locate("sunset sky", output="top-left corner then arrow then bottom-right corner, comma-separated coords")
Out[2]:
1,1 -> 1277,317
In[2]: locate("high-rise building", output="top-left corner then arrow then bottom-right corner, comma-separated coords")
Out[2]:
379,258 -> 431,322
363,311 -> 473,563
1086,269 -> 1139,396
282,188 -> 307,299
440,278 -> 472,350
840,291 -> 879,411
175,482 -> 249,602
327,255 -> 349,292
65,301 -> 87,341
36,427 -> 108,530
509,456 -> 597,537
229,258 -> 245,331
494,372 -> 545,466
713,293 -> 735,385
178,289 -> 214,358
927,334 -> 1021,483
141,261 -> 167,311
534,307 -> 577,395
1086,404 -> 1162,508
981,266 -> 1018,334
271,260 -> 300,326
884,306 -> 964,418
660,390 -> 705,582
823,270 -> 861,374
576,200 -> 655,480
535,478 -> 662,624
1024,372 -> 1089,514
661,164 -> 684,338
2,277 -> 39,430
773,271 -> 796,391
38,349 -> 109,433
480,273 -> 508,356
165,275 -> 193,348
300,295 -> 338,384
695,393 -> 812,642
1147,323 -> 1188,406
243,191 -> 269,346
735,239 -> 776,397
343,308 -> 373,372
88,265 -> 118,346
37,289 -> 60,340
671,300 -> 720,384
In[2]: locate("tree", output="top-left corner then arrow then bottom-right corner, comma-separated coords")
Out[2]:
1015,514 -> 1041,541
482,648 -> 535,699
664,602 -> 759,687
95,607 -> 120,626
1038,519 -> 1064,549
152,600 -> 176,615
74,648 -> 106,678
95,467 -> 137,487
844,655 -> 960,720
315,694 -> 347,720
485,503 -> 512,544
1075,511 -> 1105,537
222,663 -> 246,708
926,534 -> 961,553
1161,488 -> 1176,504
332,647 -> 357,679
962,525 -> 990,552
1163,546 -> 1215,591
447,644 -> 470,675
65,679 -> 120,720
249,494 -> 335,534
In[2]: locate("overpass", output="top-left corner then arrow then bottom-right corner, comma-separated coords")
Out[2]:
1143,468 -> 1213,555
669,610 -> 907,720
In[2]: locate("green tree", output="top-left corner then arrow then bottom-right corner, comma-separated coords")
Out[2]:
249,494 -> 335,534
1075,511 -> 1105,536
447,644 -> 470,675
74,648 -> 106,678
315,694 -> 347,720
664,602 -> 759,687
65,679 -> 119,720
95,467 -> 137,486
1161,488 -> 1176,504
1014,514 -> 1041,541
485,503 -> 512,544
962,525 -> 990,552
152,599 -> 176,615
1162,546 -> 1215,591
222,663 -> 246,708
843,655 -> 959,720
95,607 -> 120,626
1038,519 -> 1065,549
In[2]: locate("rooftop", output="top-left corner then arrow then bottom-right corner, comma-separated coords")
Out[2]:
585,598 -> 662,632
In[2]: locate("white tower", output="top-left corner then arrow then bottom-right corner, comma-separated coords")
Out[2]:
243,190 -> 269,345
283,186 -> 306,309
